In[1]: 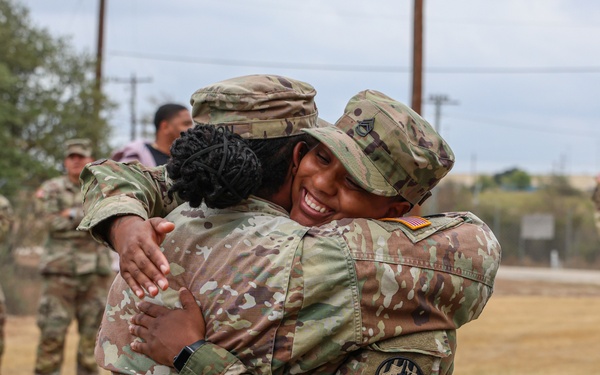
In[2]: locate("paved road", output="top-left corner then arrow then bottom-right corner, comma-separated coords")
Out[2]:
497,265 -> 600,285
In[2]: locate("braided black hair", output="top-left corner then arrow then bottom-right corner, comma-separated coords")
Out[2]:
167,125 -> 262,209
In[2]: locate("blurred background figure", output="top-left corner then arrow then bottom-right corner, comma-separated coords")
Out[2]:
592,174 -> 600,235
0,194 -> 14,372
33,139 -> 113,375
111,103 -> 193,167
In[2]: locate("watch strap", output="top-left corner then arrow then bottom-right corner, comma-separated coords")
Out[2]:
173,339 -> 207,372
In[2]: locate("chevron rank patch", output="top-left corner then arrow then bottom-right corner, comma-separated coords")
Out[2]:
380,216 -> 432,230
375,356 -> 424,375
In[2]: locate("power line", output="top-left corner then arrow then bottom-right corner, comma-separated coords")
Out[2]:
447,113 -> 599,138
109,50 -> 600,74
110,74 -> 153,141
109,51 -> 408,72
426,67 -> 600,74
423,93 -> 458,215
426,94 -> 459,133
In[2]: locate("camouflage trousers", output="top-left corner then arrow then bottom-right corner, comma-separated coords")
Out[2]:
0,284 -> 5,371
594,212 -> 600,235
34,273 -> 112,375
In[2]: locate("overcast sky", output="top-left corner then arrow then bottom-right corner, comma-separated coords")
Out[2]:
16,0 -> 600,176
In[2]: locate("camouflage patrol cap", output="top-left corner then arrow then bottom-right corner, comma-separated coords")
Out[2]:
303,90 -> 454,205
190,74 -> 326,139
64,138 -> 92,158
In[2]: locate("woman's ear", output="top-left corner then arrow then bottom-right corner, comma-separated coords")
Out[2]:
291,141 -> 308,176
384,200 -> 412,218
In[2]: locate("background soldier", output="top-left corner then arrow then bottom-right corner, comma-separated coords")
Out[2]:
0,194 -> 14,372
33,139 -> 113,375
592,174 -> 600,234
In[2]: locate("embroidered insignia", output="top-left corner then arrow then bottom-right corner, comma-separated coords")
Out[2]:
381,216 -> 432,230
375,356 -> 424,375
355,118 -> 375,136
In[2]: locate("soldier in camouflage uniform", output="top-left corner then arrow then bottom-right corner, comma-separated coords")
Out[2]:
80,76 -> 501,374
34,139 -> 114,375
0,194 -> 14,371
592,175 -> 600,234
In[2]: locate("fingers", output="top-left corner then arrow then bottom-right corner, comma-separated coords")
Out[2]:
149,217 -> 176,235
121,247 -> 162,297
130,339 -> 148,354
120,272 -> 153,299
129,319 -> 149,338
148,218 -> 175,277
113,217 -> 172,296
178,287 -> 197,310
142,245 -> 171,288
132,238 -> 168,293
137,300 -> 171,318
129,309 -> 154,328
177,287 -> 207,337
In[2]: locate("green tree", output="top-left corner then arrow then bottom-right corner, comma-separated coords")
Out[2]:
0,0 -> 114,198
474,174 -> 498,192
494,168 -> 532,190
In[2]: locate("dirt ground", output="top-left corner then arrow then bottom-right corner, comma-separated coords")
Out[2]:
454,278 -> 600,375
2,277 -> 600,375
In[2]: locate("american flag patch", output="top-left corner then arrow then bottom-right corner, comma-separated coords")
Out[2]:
381,216 -> 432,230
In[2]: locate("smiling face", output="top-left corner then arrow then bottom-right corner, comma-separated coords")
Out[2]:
289,143 -> 411,227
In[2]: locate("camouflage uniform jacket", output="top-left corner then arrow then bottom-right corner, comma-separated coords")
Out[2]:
171,213 -> 497,375
0,194 -> 12,322
81,161 -> 500,374
35,175 -> 112,275
0,194 -> 13,243
593,182 -> 600,211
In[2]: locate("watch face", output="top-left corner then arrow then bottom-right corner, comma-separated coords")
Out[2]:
173,347 -> 193,372
173,340 -> 206,372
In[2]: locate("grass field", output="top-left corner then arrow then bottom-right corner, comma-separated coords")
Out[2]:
2,277 -> 599,375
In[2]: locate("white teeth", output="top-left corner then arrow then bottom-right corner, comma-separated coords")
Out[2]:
305,193 -> 328,213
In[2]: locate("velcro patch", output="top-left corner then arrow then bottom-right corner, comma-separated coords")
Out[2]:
376,356 -> 424,375
380,216 -> 432,230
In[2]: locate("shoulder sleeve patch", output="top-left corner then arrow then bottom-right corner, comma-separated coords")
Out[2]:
381,216 -> 431,230
376,357 -> 424,375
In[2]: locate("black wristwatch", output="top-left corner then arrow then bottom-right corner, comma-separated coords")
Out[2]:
173,339 -> 207,372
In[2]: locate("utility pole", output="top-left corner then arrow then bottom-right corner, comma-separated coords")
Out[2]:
427,94 -> 459,134
423,94 -> 458,214
94,0 -> 106,120
411,0 -> 423,115
111,74 -> 152,141
409,0 -> 424,216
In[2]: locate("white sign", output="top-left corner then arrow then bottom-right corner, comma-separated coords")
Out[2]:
521,214 -> 555,240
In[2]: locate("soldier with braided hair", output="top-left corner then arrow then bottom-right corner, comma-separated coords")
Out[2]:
82,75 -> 500,375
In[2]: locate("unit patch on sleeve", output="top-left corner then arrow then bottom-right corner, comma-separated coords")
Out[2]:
375,356 -> 424,375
